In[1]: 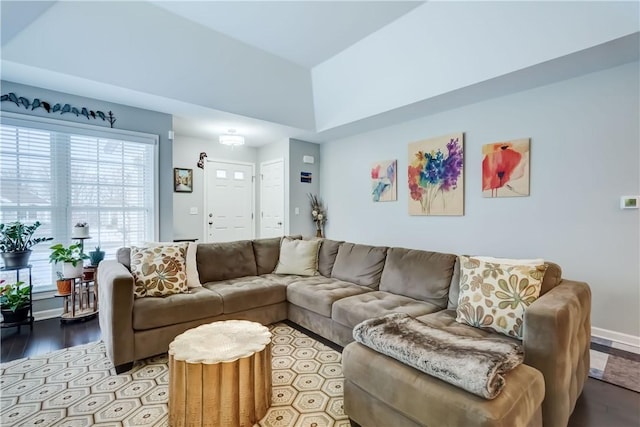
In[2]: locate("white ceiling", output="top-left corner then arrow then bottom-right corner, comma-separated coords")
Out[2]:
1,1 -> 638,146
152,1 -> 423,68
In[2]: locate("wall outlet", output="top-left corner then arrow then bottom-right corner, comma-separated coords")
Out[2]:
620,196 -> 639,209
190,207 -> 198,215
294,207 -> 300,215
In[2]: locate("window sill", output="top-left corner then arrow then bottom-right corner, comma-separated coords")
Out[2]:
33,287 -> 57,300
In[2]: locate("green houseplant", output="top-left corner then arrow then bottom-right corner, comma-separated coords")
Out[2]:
0,221 -> 53,268
0,279 -> 31,323
49,243 -> 89,279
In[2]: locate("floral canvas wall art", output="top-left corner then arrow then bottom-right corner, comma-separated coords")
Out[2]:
371,159 -> 397,202
408,133 -> 464,216
482,138 -> 530,198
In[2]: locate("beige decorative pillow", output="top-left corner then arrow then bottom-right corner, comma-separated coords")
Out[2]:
131,244 -> 189,298
273,237 -> 320,276
143,241 -> 201,288
456,256 -> 547,339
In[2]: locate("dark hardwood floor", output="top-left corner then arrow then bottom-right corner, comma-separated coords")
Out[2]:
1,318 -> 639,426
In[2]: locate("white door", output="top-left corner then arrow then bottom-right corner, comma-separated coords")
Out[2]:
205,160 -> 254,242
260,159 -> 285,238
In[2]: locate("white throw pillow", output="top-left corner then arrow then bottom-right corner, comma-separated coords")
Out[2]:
273,237 -> 320,276
143,241 -> 201,288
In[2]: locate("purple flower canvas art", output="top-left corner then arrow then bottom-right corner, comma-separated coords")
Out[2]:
371,159 -> 397,202
408,133 -> 464,215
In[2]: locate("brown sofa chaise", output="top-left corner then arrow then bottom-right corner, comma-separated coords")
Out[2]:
98,237 -> 591,427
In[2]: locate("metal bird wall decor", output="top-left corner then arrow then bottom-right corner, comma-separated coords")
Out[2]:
1,92 -> 117,128
197,152 -> 208,169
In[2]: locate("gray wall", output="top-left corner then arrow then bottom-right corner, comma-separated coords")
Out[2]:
289,139 -> 321,237
172,134 -> 258,241
0,80 -> 174,241
319,62 -> 640,337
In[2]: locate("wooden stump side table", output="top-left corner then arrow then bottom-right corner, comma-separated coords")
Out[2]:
168,320 -> 272,427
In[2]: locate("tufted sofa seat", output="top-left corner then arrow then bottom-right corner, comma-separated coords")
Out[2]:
98,236 -> 590,427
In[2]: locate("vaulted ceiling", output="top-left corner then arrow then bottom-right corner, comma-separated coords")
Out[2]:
1,1 -> 638,146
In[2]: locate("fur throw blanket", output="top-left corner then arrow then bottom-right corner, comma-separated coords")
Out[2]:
352,313 -> 524,399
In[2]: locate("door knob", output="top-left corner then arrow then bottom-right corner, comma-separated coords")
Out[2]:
277,222 -> 282,226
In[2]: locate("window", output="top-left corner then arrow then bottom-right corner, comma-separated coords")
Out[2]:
0,113 -> 157,291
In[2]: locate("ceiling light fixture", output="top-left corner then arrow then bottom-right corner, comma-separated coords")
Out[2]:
219,129 -> 245,146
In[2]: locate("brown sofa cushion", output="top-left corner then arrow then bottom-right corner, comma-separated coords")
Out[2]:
332,291 -> 441,329
331,243 -> 388,289
287,276 -> 372,317
117,247 -> 131,270
318,239 -> 343,277
252,237 -> 282,275
380,247 -> 456,309
203,275 -> 288,314
197,240 -> 257,282
132,287 -> 223,330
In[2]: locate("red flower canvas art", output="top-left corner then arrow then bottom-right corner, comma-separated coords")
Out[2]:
482,139 -> 530,198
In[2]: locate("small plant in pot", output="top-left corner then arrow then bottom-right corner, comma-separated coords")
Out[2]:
0,279 -> 31,323
55,272 -> 73,296
0,221 -> 53,268
89,246 -> 105,267
49,243 -> 89,279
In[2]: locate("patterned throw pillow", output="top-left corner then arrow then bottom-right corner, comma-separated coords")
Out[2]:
455,256 -> 547,339
131,244 -> 189,298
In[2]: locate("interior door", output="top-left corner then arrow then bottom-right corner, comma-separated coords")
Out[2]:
260,159 -> 285,238
205,160 -> 254,242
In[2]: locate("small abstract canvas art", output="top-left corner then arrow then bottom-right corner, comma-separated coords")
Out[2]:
408,133 -> 464,216
371,159 -> 397,202
482,138 -> 530,198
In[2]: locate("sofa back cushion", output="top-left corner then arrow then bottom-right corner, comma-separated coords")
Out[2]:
252,237 -> 282,275
117,247 -> 131,270
540,262 -> 562,295
447,258 -> 563,309
197,240 -> 257,283
318,239 -> 343,277
380,247 -> 456,308
331,243 -> 388,289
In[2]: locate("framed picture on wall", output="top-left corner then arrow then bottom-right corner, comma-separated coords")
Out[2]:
174,168 -> 193,193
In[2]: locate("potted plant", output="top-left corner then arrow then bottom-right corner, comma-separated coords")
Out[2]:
49,243 -> 89,278
0,279 -> 31,323
89,246 -> 105,266
0,221 -> 53,268
55,272 -> 73,296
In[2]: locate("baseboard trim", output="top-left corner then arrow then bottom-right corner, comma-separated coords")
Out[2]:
34,308 -> 63,321
592,326 -> 640,352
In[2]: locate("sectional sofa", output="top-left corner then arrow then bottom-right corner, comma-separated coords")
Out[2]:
98,236 -> 591,427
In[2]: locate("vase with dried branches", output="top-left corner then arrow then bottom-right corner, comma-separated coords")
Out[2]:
308,194 -> 327,238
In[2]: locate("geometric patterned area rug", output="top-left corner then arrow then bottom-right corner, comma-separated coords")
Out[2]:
589,339 -> 640,393
0,323 -> 349,427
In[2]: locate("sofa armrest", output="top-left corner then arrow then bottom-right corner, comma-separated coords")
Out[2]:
98,260 -> 135,368
524,279 -> 591,427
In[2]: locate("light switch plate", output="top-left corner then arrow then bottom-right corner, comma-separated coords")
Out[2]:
620,196 -> 639,209
190,207 -> 198,215
294,207 -> 300,215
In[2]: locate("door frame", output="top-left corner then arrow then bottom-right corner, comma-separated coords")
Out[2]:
259,158 -> 286,238
202,158 -> 256,243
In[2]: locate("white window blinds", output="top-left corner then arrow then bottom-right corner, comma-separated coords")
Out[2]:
0,114 -> 157,291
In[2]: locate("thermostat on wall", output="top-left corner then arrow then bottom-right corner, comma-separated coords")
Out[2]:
620,196 -> 639,209
303,155 -> 315,164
